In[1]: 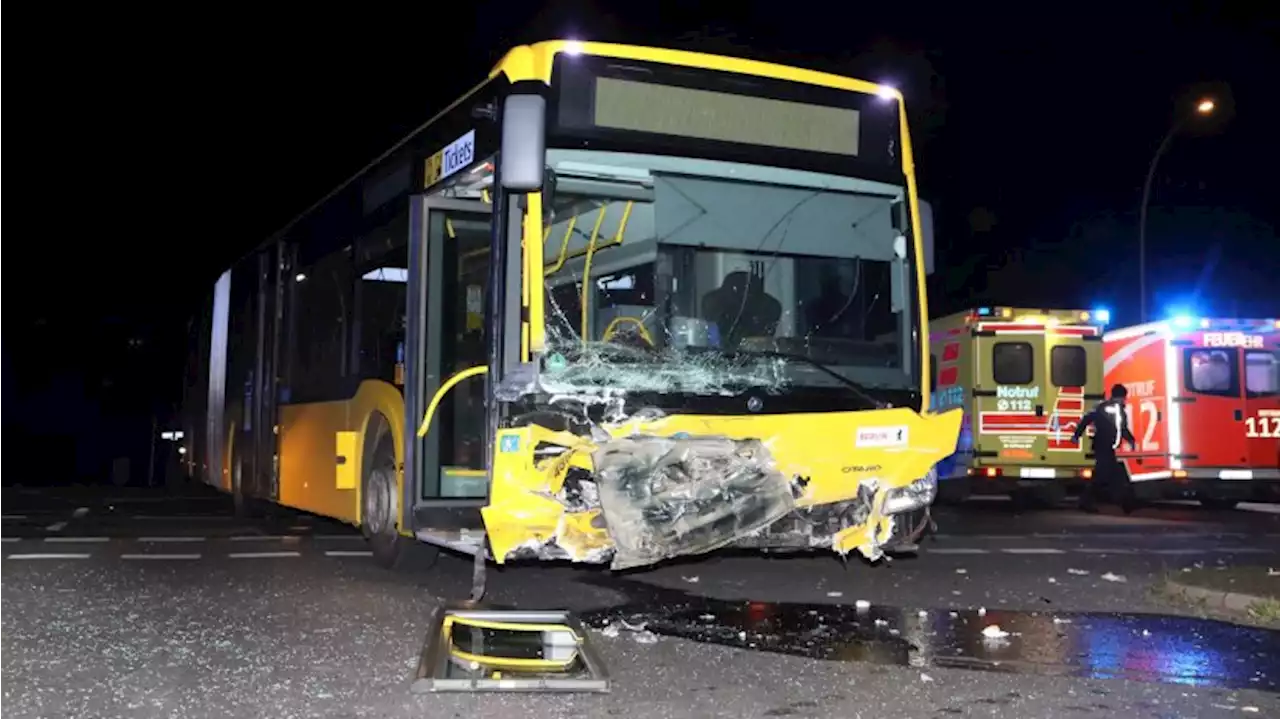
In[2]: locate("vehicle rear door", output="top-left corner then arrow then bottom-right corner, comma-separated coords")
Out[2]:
1043,326 -> 1098,466
974,327 -> 1048,469
1177,341 -> 1248,469
1242,343 -> 1280,471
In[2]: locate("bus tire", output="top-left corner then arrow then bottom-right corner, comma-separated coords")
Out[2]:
362,429 -> 436,570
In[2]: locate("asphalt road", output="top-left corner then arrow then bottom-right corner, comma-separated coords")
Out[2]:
3,485 -> 1279,718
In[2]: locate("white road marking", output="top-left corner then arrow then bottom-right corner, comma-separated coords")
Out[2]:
928,548 -> 991,555
45,521 -> 68,532
1149,548 -> 1208,555
2,514 -> 27,520
122,553 -> 202,560
44,536 -> 110,543
1213,547 -> 1273,554
1238,503 -> 1280,515
1030,531 -> 1246,540
7,553 -> 92,560
1072,548 -> 1139,554
324,550 -> 374,557
228,551 -> 300,559
229,535 -> 291,541
138,536 -> 206,543
132,515 -> 231,521
72,507 -> 90,518
313,534 -> 364,541
2,537 -> 21,543
1001,548 -> 1067,554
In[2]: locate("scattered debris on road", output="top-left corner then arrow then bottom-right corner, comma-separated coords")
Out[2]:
982,625 -> 1010,641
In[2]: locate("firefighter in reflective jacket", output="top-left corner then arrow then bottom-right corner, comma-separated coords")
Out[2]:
1072,384 -> 1138,513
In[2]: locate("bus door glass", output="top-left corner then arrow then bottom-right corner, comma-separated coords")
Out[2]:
1179,346 -> 1247,467
1243,348 -> 1280,468
411,199 -> 494,501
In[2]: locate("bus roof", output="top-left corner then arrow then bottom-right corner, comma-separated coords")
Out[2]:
254,40 -> 901,265
491,41 -> 892,97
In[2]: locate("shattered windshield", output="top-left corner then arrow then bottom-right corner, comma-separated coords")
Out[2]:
540,151 -> 916,402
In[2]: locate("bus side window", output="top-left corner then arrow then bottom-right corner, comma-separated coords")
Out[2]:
992,342 -> 1033,385
930,353 -> 937,391
354,211 -> 409,386
291,247 -> 354,401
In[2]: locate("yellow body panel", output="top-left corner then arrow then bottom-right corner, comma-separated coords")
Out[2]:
221,421 -> 236,492
482,408 -> 962,564
276,380 -> 405,526
335,431 -> 358,490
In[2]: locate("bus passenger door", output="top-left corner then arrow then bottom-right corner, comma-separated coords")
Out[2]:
405,198 -> 495,528
251,245 -> 283,502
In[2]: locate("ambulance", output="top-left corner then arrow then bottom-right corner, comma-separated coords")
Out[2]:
929,307 -> 1108,504
1103,317 -> 1280,508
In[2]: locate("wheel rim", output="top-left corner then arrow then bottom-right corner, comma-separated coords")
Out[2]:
364,466 -> 398,536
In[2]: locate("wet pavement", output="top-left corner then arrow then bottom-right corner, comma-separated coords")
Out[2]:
585,582 -> 1280,691
4,486 -> 1280,717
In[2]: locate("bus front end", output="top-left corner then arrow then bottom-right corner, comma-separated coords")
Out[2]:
482,42 -> 962,570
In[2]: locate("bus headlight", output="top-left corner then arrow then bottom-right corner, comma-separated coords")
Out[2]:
882,467 -> 938,515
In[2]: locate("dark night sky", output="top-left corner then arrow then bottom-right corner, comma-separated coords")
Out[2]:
7,2 -> 1278,477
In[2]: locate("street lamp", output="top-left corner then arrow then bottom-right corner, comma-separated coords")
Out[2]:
1138,97 -> 1215,322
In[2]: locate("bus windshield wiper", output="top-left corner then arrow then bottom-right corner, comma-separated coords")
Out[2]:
688,347 -> 889,409
746,349 -> 891,409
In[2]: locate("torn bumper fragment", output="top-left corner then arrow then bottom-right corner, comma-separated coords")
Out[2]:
592,435 -> 796,570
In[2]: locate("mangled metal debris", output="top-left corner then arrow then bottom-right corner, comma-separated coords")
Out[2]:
593,435 -> 796,570
477,273 -> 963,570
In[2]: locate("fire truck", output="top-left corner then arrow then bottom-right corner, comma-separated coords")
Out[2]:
929,307 -> 1107,505
1103,317 -> 1280,508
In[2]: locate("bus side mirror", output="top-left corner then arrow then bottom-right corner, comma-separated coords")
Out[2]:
499,93 -> 547,192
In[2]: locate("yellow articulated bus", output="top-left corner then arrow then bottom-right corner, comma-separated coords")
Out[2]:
181,40 -> 962,575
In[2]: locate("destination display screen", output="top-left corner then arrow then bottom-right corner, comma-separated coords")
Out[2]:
550,54 -> 901,183
591,77 -> 861,157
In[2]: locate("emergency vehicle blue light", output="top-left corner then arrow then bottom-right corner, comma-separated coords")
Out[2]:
1093,308 -> 1111,324
978,307 -> 992,316
1171,314 -> 1195,329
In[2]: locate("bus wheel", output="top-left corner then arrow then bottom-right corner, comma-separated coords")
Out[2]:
1197,495 -> 1239,511
362,433 -> 437,570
